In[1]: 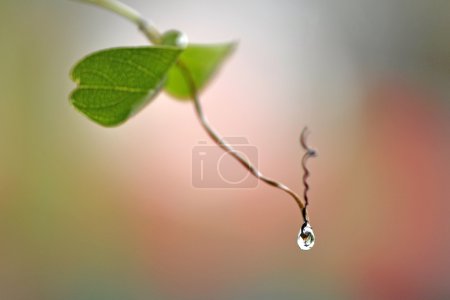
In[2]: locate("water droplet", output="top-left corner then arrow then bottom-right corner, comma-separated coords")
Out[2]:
161,30 -> 189,48
297,222 -> 315,250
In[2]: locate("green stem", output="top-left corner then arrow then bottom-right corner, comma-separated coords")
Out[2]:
73,0 -> 162,44
73,0 -> 308,219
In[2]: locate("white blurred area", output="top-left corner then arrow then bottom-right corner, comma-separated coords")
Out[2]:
66,0 -> 449,139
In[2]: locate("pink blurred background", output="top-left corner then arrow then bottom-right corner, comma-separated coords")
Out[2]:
0,0 -> 449,299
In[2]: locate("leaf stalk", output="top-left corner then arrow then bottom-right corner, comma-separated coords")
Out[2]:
73,0 -> 161,44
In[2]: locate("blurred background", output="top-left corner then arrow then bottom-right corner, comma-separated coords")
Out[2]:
0,0 -> 449,299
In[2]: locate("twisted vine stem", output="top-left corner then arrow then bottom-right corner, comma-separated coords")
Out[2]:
176,61 -> 305,212
74,0 -> 317,224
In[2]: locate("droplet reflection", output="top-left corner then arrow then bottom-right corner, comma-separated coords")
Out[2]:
297,222 -> 315,250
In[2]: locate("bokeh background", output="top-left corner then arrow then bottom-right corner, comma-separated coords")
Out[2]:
1,0 -> 449,299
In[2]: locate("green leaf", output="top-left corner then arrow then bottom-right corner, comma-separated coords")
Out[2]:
164,42 -> 236,99
70,46 -> 182,127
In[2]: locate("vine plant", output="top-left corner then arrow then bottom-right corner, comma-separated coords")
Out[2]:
69,0 -> 317,251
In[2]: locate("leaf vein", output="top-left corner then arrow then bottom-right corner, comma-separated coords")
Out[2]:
104,57 -> 155,78
77,85 -> 148,93
78,70 -> 117,85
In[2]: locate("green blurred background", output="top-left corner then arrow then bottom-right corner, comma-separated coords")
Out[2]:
0,0 -> 449,299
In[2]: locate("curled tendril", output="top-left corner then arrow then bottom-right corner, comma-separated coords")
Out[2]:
300,127 -> 317,223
